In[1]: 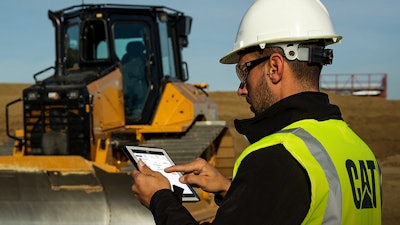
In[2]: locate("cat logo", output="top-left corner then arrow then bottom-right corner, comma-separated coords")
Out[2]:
345,159 -> 378,209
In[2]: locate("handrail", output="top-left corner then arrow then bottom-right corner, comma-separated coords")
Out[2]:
5,98 -> 24,143
33,66 -> 55,84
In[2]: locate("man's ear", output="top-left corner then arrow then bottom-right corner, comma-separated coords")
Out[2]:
267,53 -> 284,84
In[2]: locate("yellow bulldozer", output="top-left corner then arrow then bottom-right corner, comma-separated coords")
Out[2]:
1,4 -> 236,224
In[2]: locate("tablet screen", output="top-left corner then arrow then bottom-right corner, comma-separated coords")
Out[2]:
123,145 -> 200,202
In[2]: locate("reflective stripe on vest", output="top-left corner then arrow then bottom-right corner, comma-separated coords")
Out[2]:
233,119 -> 382,225
280,128 -> 342,224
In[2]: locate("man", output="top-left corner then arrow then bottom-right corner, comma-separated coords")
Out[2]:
131,0 -> 382,224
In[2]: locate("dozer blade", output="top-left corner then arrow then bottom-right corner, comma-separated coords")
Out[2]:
0,156 -> 155,225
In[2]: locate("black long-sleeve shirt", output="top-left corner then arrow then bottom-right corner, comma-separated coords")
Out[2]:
149,92 -> 343,225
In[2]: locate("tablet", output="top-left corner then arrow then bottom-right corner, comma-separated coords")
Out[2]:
123,145 -> 200,202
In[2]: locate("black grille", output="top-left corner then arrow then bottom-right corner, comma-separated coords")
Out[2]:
23,87 -> 91,158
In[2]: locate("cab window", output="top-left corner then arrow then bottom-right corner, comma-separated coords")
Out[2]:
158,20 -> 177,78
65,24 -> 79,69
113,22 -> 150,121
82,20 -> 108,61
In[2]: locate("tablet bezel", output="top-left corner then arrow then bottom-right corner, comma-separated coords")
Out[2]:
123,145 -> 200,202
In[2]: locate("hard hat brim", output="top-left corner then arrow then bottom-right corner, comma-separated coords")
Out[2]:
219,50 -> 240,65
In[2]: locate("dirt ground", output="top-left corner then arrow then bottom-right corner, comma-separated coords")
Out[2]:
1,84 -> 399,224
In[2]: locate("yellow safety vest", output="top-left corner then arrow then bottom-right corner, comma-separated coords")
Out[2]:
233,119 -> 382,225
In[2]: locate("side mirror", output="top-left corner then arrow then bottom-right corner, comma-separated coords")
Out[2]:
177,16 -> 192,48
181,61 -> 189,81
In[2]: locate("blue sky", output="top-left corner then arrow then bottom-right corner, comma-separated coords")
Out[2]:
1,0 -> 399,99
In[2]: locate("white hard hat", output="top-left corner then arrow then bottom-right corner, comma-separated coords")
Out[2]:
220,0 -> 342,64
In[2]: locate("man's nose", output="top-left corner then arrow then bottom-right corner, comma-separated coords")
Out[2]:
237,83 -> 247,97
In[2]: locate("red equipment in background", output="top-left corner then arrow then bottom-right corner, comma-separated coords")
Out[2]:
320,73 -> 387,98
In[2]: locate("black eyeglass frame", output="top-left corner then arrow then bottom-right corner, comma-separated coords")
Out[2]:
236,56 -> 271,85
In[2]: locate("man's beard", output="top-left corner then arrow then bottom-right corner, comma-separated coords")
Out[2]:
248,77 -> 278,115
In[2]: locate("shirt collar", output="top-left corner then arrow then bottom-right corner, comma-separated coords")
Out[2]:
234,92 -> 343,144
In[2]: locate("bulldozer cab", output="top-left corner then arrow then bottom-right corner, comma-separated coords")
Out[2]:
5,4 -> 234,177
59,4 -> 192,124
6,4 -> 195,158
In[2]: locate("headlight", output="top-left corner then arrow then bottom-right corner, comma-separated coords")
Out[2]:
26,91 -> 40,101
48,91 -> 60,100
67,90 -> 80,100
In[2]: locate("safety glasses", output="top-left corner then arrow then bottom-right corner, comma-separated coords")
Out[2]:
235,56 -> 270,86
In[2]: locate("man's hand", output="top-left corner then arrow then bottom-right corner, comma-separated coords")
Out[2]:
165,158 -> 231,197
131,160 -> 171,208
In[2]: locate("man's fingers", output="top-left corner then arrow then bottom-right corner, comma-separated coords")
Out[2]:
165,158 -> 206,173
165,164 -> 198,174
180,173 -> 205,187
132,168 -> 140,179
137,159 -> 154,175
132,160 -> 157,182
